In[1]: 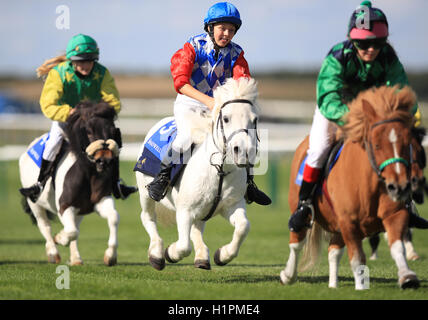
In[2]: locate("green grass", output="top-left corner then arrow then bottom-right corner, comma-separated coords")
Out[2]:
1,158 -> 428,300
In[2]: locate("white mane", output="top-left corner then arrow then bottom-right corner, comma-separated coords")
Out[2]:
213,77 -> 259,119
189,77 -> 259,144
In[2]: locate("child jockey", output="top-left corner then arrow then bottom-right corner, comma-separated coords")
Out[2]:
288,1 -> 428,232
20,34 -> 137,202
147,2 -> 271,206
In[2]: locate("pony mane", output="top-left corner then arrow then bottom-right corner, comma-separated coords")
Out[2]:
212,77 -> 259,120
340,85 -> 416,145
64,101 -> 117,157
186,77 -> 259,144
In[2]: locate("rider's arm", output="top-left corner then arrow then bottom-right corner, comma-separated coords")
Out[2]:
40,69 -> 72,122
317,54 -> 349,126
170,41 -> 215,110
101,68 -> 121,114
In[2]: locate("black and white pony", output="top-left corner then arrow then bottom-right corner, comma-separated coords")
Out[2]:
19,101 -> 122,266
136,78 -> 261,270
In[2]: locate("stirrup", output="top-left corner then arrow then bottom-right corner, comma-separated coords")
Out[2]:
288,200 -> 315,232
147,175 -> 170,202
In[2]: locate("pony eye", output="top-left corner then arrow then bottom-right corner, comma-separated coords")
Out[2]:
223,116 -> 229,123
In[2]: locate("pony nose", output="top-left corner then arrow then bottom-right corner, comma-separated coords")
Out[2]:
386,181 -> 411,200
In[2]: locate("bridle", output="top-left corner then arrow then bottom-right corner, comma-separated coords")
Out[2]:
202,98 -> 258,221
365,118 -> 411,182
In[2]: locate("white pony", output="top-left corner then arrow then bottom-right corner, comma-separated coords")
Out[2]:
19,102 -> 121,266
136,78 -> 260,270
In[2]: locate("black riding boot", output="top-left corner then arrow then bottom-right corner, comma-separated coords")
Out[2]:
113,179 -> 138,200
245,175 -> 272,205
147,162 -> 173,202
406,200 -> 428,229
288,180 -> 317,232
110,158 -> 138,200
19,159 -> 53,202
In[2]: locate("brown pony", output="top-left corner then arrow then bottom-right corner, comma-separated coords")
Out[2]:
280,85 -> 420,290
369,126 -> 427,261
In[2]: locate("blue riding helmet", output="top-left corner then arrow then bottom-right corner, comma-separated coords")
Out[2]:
203,2 -> 242,32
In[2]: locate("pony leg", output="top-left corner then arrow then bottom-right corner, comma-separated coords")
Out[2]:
27,201 -> 60,264
139,194 -> 165,270
214,201 -> 250,266
404,228 -> 419,261
95,197 -> 119,266
191,221 -> 210,270
280,230 -> 307,285
383,211 -> 420,289
339,222 -> 367,290
54,207 -> 79,247
69,214 -> 84,266
328,233 -> 345,288
165,209 -> 193,263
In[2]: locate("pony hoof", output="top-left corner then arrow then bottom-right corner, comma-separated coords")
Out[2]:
214,249 -> 227,266
279,270 -> 296,285
194,259 -> 211,270
149,256 -> 165,270
104,255 -> 117,267
48,254 -> 61,264
400,274 -> 420,289
407,254 -> 420,261
70,259 -> 83,266
164,246 -> 178,264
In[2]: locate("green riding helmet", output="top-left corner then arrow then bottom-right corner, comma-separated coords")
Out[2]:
66,34 -> 99,61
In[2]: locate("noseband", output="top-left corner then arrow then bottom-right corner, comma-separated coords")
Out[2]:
203,98 -> 257,221
365,118 -> 410,181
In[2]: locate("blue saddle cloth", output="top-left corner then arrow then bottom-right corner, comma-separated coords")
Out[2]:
133,119 -> 186,184
27,133 -> 49,168
295,144 -> 344,186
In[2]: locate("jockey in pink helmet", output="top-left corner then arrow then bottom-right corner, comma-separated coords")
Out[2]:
288,1 -> 427,232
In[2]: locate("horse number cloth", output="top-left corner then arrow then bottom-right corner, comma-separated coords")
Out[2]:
134,119 -> 185,184
27,133 -> 50,168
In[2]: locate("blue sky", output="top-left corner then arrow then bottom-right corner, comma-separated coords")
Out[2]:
1,0 -> 427,76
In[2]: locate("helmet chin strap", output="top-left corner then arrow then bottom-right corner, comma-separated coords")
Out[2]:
207,24 -> 221,60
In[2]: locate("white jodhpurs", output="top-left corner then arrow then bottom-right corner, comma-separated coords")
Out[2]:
43,121 -> 66,161
306,107 -> 338,169
171,94 -> 210,155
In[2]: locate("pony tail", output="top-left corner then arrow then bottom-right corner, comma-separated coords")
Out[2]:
298,222 -> 330,273
36,54 -> 67,78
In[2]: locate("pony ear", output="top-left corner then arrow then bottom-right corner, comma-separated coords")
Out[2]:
361,99 -> 377,123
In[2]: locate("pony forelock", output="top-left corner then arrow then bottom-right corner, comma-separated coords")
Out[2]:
212,77 -> 259,120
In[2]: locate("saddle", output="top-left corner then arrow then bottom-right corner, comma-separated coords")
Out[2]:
27,134 -> 66,189
133,119 -> 188,187
295,139 -> 344,190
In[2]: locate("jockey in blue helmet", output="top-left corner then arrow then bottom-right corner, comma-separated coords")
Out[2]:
146,2 -> 271,206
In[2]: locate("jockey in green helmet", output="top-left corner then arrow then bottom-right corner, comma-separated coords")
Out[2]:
19,34 -> 137,202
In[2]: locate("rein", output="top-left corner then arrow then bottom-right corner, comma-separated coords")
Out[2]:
365,118 -> 410,181
202,99 -> 256,221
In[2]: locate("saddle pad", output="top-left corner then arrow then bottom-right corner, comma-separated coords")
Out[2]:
27,133 -> 49,168
145,119 -> 177,160
295,144 -> 343,186
133,119 -> 185,185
